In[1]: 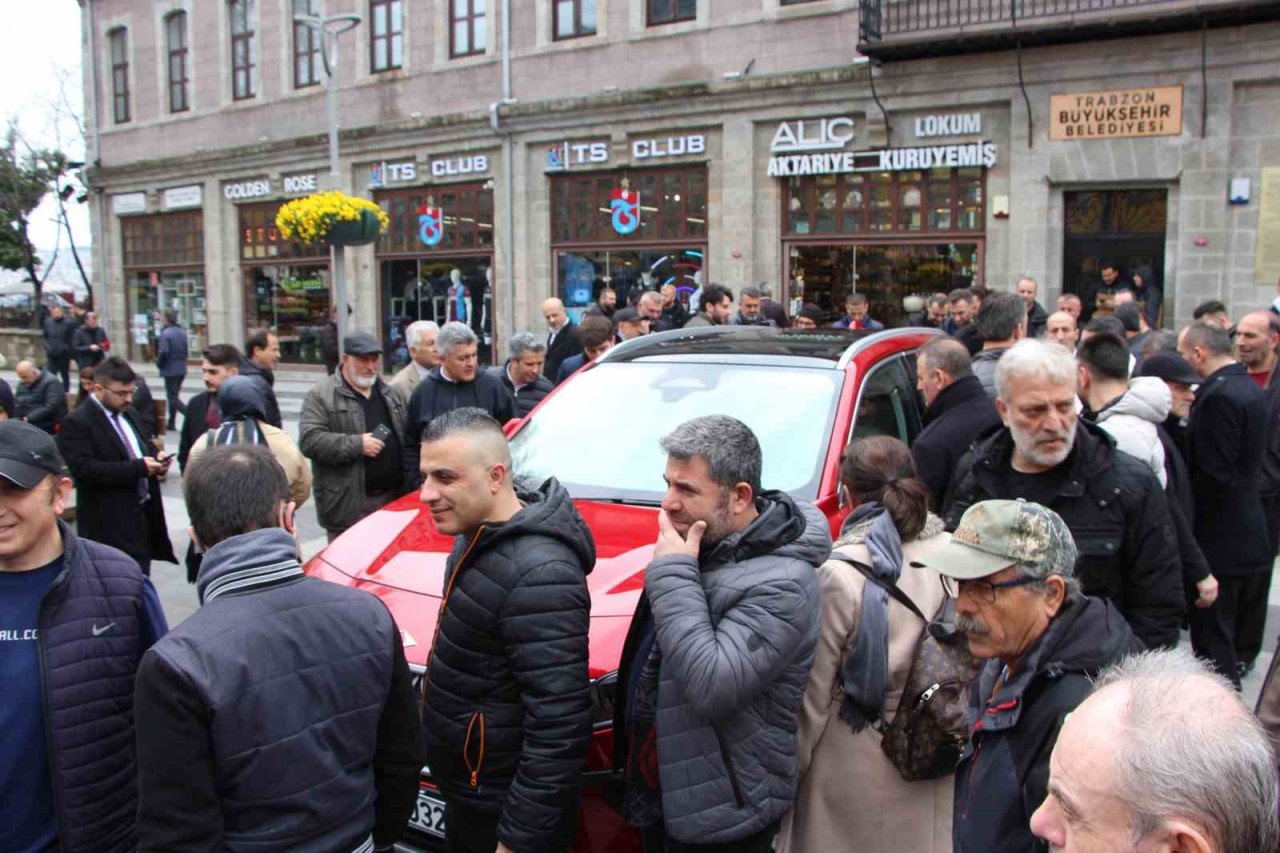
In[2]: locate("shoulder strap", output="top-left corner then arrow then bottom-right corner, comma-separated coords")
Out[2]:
843,557 -> 929,624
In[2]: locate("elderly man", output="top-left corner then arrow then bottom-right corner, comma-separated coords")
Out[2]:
1036,650 -> 1279,853
489,331 -> 553,418
915,499 -> 1140,853
1239,311 -> 1280,560
72,311 -> 109,368
300,332 -> 412,541
541,297 -> 582,381
1056,292 -> 1083,321
1015,276 -> 1049,339
1045,311 -> 1079,351
615,307 -> 650,340
943,339 -> 1183,650
615,415 -> 827,851
971,292 -> 1027,398
14,360 -> 67,434
637,290 -> 664,331
912,337 -> 1001,510
832,292 -> 884,331
759,283 -> 790,328
735,285 -> 774,327
389,320 -> 439,403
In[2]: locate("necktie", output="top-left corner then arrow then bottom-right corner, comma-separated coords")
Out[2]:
111,412 -> 149,503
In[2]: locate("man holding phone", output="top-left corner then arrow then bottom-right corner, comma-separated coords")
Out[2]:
300,332 -> 413,541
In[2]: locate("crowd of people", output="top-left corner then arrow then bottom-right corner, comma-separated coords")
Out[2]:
9,267 -> 1280,853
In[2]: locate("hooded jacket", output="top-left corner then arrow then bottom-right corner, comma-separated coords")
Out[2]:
953,595 -> 1141,853
635,493 -> 828,844
1093,376 -> 1170,488
912,375 -> 1002,511
422,478 -> 596,853
1132,265 -> 1163,328
237,358 -> 282,427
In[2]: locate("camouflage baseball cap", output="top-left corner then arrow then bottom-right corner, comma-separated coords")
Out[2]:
911,499 -> 1078,580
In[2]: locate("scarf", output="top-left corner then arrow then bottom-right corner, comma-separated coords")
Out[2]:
207,418 -> 267,448
838,501 -> 905,732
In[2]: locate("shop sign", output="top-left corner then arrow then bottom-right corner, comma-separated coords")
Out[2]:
610,178 -> 640,236
546,141 -> 609,171
112,192 -> 147,215
418,198 -> 444,247
1049,86 -> 1183,140
368,160 -> 418,188
162,185 -> 203,210
771,117 -> 855,153
767,140 -> 998,177
282,173 -> 319,194
632,134 -> 706,161
914,113 -> 982,138
431,155 -> 489,179
224,179 -> 272,200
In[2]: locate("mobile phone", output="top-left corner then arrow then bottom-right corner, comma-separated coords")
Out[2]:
371,424 -> 392,442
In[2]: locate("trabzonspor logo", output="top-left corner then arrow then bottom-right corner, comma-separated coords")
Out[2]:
610,185 -> 640,236
418,204 -> 443,247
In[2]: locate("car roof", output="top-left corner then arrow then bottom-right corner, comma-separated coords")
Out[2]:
596,325 -> 941,369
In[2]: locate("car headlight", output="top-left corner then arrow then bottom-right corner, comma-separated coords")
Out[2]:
590,670 -> 618,730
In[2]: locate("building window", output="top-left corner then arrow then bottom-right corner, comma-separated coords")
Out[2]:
783,168 -> 985,235
370,0 -> 404,71
648,0 -> 695,26
230,0 -> 256,100
109,27 -> 130,123
553,0 -> 597,40
293,0 -> 322,88
450,0 -> 486,58
165,12 -> 189,113
551,167 -> 708,244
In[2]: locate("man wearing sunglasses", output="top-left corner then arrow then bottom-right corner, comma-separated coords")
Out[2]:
912,499 -> 1141,853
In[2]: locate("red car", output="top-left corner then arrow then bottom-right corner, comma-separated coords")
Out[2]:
304,325 -> 941,850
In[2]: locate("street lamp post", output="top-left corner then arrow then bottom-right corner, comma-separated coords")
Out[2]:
294,6 -> 361,358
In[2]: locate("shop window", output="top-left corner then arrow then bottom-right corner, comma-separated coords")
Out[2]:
165,12 -> 189,113
244,264 -> 331,363
554,0 -> 597,39
109,27 -> 130,124
293,0 -> 322,88
370,0 -> 404,71
377,185 -> 495,254
450,0 -> 486,58
381,256 -> 495,367
550,167 -> 707,245
785,168 -> 984,236
121,212 -> 205,269
239,203 -> 329,261
555,248 -> 703,320
648,0 -> 696,26
230,0 -> 256,100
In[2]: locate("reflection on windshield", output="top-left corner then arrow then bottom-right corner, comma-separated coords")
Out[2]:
510,362 -> 843,502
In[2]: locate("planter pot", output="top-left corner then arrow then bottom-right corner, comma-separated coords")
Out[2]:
325,209 -> 383,247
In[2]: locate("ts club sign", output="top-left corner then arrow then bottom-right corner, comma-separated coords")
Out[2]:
418,198 -> 443,247
610,178 -> 640,236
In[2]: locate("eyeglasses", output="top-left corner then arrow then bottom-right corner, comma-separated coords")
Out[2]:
942,572 -> 1040,604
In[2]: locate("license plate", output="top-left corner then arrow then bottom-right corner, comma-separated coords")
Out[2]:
407,788 -> 447,839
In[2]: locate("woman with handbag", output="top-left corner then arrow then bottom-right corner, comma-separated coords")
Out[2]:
776,436 -> 955,853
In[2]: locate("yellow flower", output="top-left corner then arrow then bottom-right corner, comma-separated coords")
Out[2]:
275,191 -> 388,245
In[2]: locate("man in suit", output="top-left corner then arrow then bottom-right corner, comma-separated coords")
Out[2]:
542,297 -> 582,382
1179,321 -> 1275,680
388,320 -> 438,404
177,344 -> 241,472
57,356 -> 178,576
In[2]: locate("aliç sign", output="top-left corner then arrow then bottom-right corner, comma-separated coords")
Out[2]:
768,117 -> 856,177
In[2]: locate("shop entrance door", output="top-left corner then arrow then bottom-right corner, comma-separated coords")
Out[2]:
1063,189 -> 1167,302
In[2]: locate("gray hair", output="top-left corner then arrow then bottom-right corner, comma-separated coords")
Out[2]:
1140,329 -> 1179,359
507,330 -> 546,361
434,321 -> 478,356
405,320 -> 439,349
638,291 -> 662,308
758,282 -> 774,298
1092,649 -> 1280,853
740,285 -> 763,300
994,338 -> 1079,400
919,337 -> 973,380
927,293 -> 949,309
660,415 -> 762,496
974,292 -> 1026,342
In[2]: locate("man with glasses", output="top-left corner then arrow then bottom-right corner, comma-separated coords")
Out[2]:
57,356 -> 177,576
912,499 -> 1141,853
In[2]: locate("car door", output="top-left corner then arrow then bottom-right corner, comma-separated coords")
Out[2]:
850,353 -> 923,447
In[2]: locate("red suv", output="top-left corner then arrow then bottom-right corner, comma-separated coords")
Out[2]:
304,325 -> 941,851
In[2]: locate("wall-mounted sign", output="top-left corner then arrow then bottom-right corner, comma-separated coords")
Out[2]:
418,199 -> 444,247
771,117 -> 856,153
768,141 -> 998,177
610,178 -> 640,236
162,185 -> 202,210
223,179 -> 272,200
914,113 -> 982,138
547,141 -> 610,171
368,160 -> 418,188
431,155 -> 489,179
282,173 -> 318,195
632,134 -> 706,161
112,192 -> 147,215
1049,86 -> 1183,140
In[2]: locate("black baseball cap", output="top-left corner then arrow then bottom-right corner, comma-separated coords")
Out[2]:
344,332 -> 383,356
0,421 -> 69,488
1137,351 -> 1199,386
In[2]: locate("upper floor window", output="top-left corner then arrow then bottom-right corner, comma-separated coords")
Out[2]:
648,0 -> 695,26
370,0 -> 404,71
553,0 -> 597,40
450,0 -> 486,58
165,12 -> 190,113
230,0 -> 256,100
109,27 -> 130,123
293,0 -> 322,88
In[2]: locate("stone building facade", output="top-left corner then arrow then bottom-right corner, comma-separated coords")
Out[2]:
81,0 -> 1280,366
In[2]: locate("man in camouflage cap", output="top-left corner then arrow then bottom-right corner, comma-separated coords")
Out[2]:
914,499 -> 1142,853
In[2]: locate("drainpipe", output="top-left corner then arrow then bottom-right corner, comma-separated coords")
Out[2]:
490,0 -> 516,355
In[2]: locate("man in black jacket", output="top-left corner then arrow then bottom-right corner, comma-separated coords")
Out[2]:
178,343 -> 241,471
1180,321 -> 1275,678
541,298 -> 583,382
42,305 -> 75,390
419,408 -> 594,853
71,311 -> 109,368
1016,276 -> 1049,339
239,328 -> 283,428
943,339 -> 1184,650
14,360 -> 68,434
912,337 -> 1001,511
489,331 -> 553,418
134,444 -> 422,852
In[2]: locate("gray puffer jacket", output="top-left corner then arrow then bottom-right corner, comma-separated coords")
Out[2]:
645,492 -> 829,844
971,347 -> 1009,399
1095,376 -> 1169,489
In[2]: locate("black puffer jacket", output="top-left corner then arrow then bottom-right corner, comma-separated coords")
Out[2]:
422,477 -> 595,853
943,420 -> 1183,649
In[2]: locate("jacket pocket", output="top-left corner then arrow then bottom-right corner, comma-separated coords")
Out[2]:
463,711 -> 486,788
713,726 -> 745,808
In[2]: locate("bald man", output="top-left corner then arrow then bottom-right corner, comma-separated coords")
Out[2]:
541,297 -> 583,382
13,360 -> 68,434
1045,311 -> 1079,351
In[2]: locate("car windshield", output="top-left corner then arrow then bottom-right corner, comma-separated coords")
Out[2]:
510,361 -> 844,502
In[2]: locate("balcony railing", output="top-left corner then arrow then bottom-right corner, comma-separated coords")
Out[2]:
858,0 -> 1280,59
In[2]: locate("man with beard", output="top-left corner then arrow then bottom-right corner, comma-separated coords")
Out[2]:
1239,311 -> 1280,560
943,289 -> 982,355
1015,276 -> 1049,339
1081,261 -> 1122,325
943,339 -> 1184,650
655,284 -> 688,332
177,344 -> 241,471
734,286 -> 775,327
585,285 -> 618,320
684,283 -> 734,328
615,416 -> 827,852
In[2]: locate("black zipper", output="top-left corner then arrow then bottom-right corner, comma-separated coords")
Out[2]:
713,726 -> 745,808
